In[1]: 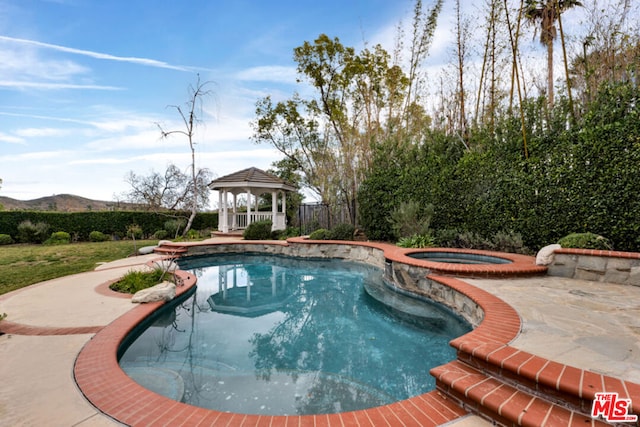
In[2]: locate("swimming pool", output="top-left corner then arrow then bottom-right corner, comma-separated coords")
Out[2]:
118,253 -> 471,416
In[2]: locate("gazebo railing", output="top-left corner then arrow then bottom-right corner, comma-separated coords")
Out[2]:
225,212 -> 286,230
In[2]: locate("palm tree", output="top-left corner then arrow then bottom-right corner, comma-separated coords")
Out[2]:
524,0 -> 582,109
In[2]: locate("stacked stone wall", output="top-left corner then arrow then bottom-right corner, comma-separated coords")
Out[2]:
548,250 -> 640,286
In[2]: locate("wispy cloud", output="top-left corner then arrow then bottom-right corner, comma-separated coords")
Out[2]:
0,80 -> 121,90
0,35 -> 201,72
14,127 -> 75,138
0,131 -> 24,144
0,149 -> 71,161
236,65 -> 298,84
0,111 -> 93,124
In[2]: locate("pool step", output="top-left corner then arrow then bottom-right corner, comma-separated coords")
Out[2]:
431,360 -> 610,426
153,245 -> 188,256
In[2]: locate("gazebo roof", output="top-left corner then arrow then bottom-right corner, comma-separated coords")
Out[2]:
208,167 -> 296,192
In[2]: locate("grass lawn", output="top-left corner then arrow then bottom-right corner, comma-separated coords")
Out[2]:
0,240 -> 158,296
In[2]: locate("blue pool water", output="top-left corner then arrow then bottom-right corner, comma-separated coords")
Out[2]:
118,253 -> 471,415
407,251 -> 512,264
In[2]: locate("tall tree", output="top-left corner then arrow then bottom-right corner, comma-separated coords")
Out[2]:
253,36 -> 413,225
402,0 -> 444,124
505,0 -> 530,158
524,0 -> 582,109
454,0 -> 470,137
158,75 -> 214,235
253,1 -> 443,226
475,0 -> 512,131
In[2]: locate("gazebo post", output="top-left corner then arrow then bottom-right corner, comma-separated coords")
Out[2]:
271,191 -> 277,231
218,191 -> 224,232
281,191 -> 286,228
232,193 -> 237,230
247,188 -> 253,227
222,190 -> 229,233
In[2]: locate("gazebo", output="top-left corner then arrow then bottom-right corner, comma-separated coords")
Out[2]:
209,167 -> 296,233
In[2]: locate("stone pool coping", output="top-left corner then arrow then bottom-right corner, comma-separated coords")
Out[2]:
72,240 -> 639,426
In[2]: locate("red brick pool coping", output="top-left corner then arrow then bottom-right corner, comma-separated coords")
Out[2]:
554,247 -> 640,259
4,240 -> 635,426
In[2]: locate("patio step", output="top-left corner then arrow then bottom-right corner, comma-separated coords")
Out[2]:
153,245 -> 188,256
431,360 -> 611,426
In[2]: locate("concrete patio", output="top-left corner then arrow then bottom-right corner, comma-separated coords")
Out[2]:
0,239 -> 638,426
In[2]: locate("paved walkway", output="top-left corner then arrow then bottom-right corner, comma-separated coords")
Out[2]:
0,254 -> 158,427
1,243 -> 639,426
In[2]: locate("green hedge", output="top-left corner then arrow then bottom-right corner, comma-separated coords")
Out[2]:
0,211 -> 218,241
359,82 -> 640,252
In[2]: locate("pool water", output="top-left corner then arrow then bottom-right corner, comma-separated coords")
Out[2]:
118,253 -> 471,416
407,251 -> 512,264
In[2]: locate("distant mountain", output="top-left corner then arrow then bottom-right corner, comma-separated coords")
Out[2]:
0,194 -> 140,212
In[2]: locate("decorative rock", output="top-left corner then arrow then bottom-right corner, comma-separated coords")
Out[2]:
131,282 -> 176,303
138,245 -> 157,255
536,244 -> 561,265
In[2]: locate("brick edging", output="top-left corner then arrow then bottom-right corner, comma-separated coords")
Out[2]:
431,274 -> 640,417
555,248 -> 640,260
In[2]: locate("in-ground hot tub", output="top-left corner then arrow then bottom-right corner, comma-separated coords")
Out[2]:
407,251 -> 512,264
395,247 -> 545,278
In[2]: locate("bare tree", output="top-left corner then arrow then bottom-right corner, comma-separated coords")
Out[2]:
572,0 -> 638,108
157,75 -> 214,235
454,0 -> 470,137
504,0 -> 530,158
401,0 -> 444,130
124,164 -> 212,212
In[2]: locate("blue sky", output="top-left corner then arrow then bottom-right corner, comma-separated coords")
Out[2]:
0,0 -> 415,205
0,0 -> 609,206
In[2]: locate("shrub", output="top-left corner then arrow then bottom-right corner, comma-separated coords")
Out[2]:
110,268 -> 167,294
45,231 -> 71,245
186,229 -> 200,240
389,201 -> 434,240
89,231 -> 110,242
455,231 -> 494,250
329,223 -> 356,240
397,234 -> 436,248
0,234 -> 13,245
299,219 -> 321,236
17,220 -> 50,243
558,232 -> 613,250
308,228 -> 331,240
164,219 -> 186,238
491,230 -> 527,254
243,220 -> 273,240
127,224 -> 143,240
286,227 -> 302,238
153,229 -> 169,240
433,228 -> 461,247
